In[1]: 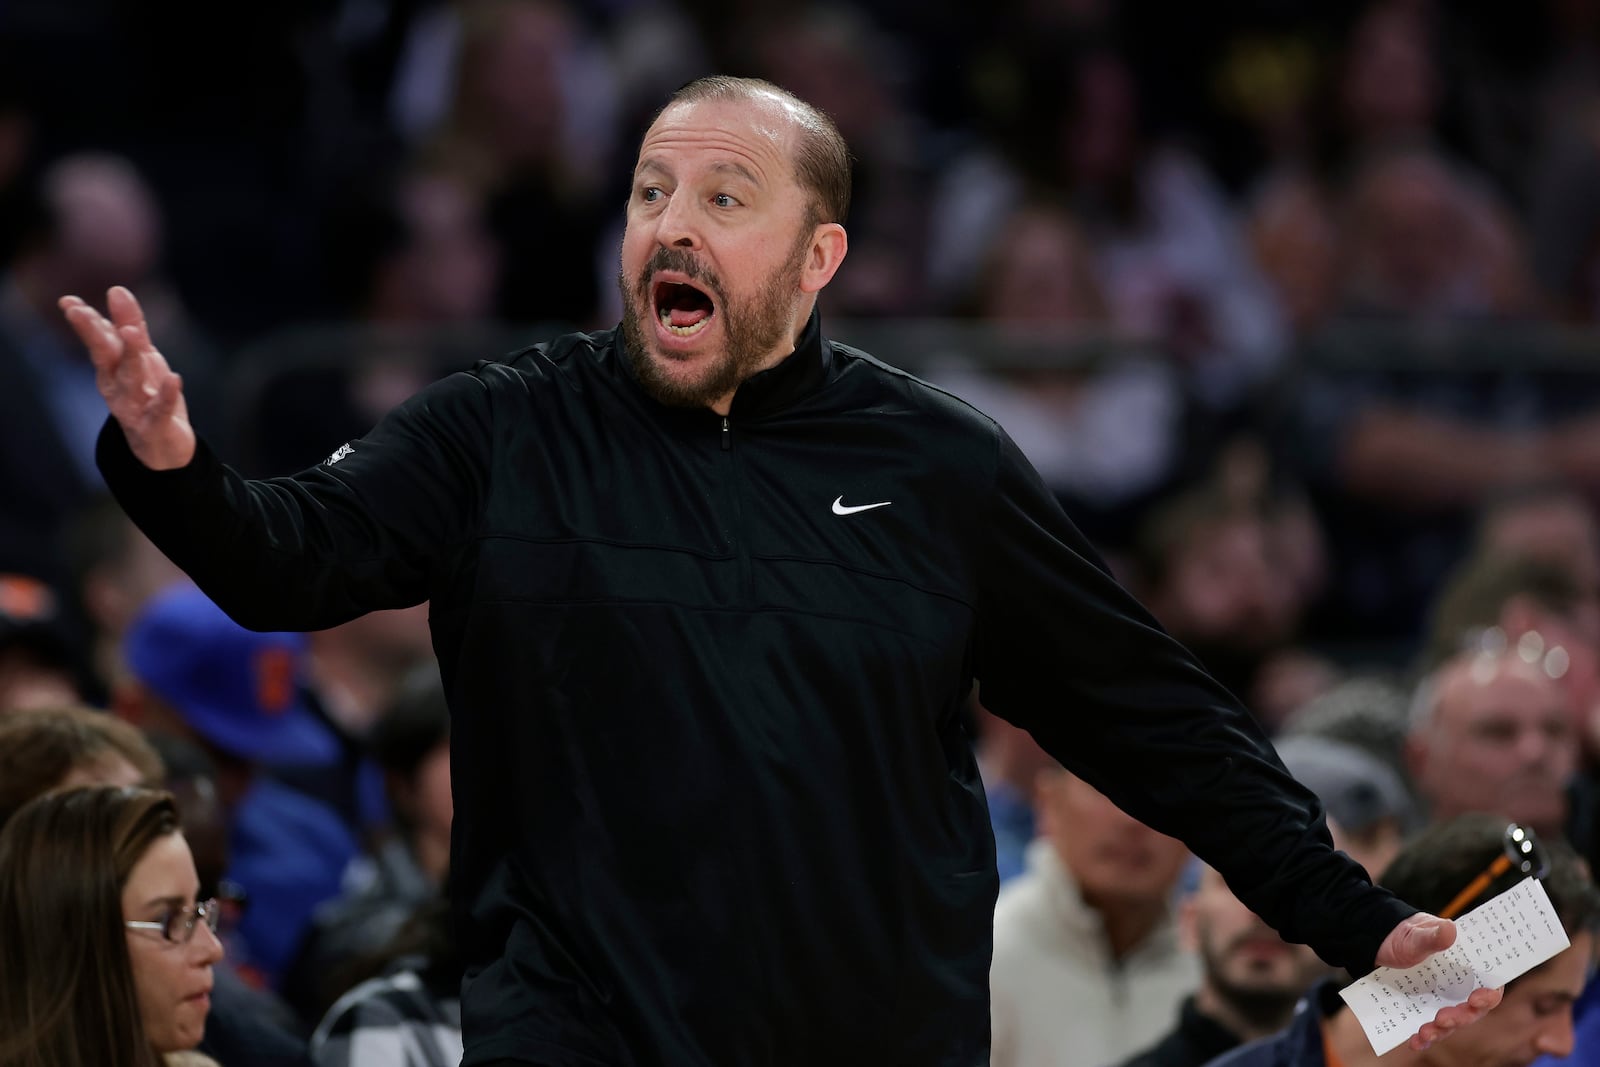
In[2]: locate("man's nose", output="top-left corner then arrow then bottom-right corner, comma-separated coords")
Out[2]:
656,193 -> 701,250
1533,1010 -> 1576,1057
1517,727 -> 1564,766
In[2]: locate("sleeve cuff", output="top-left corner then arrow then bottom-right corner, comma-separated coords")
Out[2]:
94,416 -> 219,496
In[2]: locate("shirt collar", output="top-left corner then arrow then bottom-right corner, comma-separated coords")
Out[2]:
727,307 -> 831,418
614,307 -> 832,421
1026,838 -> 1185,960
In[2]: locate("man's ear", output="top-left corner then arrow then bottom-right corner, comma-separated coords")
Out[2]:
1403,733 -> 1428,789
1177,893 -> 1201,953
799,222 -> 848,295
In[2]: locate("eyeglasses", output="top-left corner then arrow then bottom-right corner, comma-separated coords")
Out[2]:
1466,626 -> 1570,682
1439,824 -> 1551,920
125,898 -> 220,945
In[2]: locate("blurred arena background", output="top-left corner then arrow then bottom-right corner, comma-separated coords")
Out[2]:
7,0 -> 1600,774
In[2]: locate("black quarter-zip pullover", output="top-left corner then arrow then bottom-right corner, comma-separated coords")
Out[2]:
98,312 -> 1413,1066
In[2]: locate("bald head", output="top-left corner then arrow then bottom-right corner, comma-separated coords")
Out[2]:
658,76 -> 851,227
1408,651 -> 1576,835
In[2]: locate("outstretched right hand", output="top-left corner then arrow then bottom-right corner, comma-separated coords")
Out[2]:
59,286 -> 195,470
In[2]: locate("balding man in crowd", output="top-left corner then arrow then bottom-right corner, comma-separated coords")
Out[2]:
1407,643 -> 1577,839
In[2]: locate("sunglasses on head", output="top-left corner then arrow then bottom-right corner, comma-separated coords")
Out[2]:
1438,824 -> 1550,920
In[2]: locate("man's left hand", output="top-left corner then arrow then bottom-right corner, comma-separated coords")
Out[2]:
1376,913 -> 1504,1050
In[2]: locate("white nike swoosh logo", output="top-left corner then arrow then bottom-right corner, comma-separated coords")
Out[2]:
832,496 -> 892,516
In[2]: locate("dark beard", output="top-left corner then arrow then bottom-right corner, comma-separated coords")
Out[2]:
619,237 -> 808,409
1208,975 -> 1302,1031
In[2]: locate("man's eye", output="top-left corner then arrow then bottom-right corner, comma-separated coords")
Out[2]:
713,193 -> 737,208
641,187 -> 663,203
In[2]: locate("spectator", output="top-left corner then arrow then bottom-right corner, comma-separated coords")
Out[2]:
972,698 -> 1054,884
928,44 -> 1287,408
1406,644 -> 1577,840
309,894 -> 462,1067
930,199 -> 1186,547
1423,549 -> 1600,883
308,606 -> 435,742
116,583 -> 357,991
749,5 -> 930,316
291,664 -> 451,1018
0,786 -> 224,1066
66,493 -> 186,693
990,768 -> 1197,1067
1133,486 -> 1319,721
0,719 -> 312,1067
1245,171 -> 1339,340
245,160 -> 503,478
1208,814 -> 1599,1067
1474,482 -> 1600,597
422,0 -> 616,328
324,161 -> 500,331
1330,3 -> 1442,164
1288,192 -> 1600,643
1115,864 -> 1331,1067
0,570 -> 87,712
1336,146 -> 1529,320
1278,675 -> 1414,792
1274,735 -> 1416,880
0,703 -> 162,827
0,153 -> 217,584
1422,552 -> 1600,742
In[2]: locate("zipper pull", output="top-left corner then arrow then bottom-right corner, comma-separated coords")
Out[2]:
721,416 -> 731,451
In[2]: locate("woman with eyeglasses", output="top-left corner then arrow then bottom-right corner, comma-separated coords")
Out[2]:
0,785 -> 224,1067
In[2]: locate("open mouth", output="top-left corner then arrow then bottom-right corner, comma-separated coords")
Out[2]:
653,278 -> 717,337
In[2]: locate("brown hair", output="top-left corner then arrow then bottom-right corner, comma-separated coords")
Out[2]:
0,706 -> 164,830
1380,814 -> 1600,962
0,786 -> 180,1067
1421,552 -> 1590,673
663,75 -> 852,228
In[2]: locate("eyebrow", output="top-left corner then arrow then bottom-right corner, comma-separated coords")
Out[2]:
140,894 -> 189,911
709,161 -> 760,185
633,158 -> 761,186
635,158 -> 672,181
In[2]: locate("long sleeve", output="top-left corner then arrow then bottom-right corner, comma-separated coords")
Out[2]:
973,426 -> 1414,975
96,369 -> 494,633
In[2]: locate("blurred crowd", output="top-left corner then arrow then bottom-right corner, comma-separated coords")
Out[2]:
10,0 -> 1600,1064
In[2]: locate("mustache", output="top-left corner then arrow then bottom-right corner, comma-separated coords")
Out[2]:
636,246 -> 728,306
1223,925 -> 1286,956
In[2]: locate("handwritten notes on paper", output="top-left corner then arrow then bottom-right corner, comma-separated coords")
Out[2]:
1340,878 -> 1569,1054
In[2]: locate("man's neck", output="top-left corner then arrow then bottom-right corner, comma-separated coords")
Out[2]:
707,302 -> 817,416
1191,981 -> 1296,1045
1084,891 -> 1168,962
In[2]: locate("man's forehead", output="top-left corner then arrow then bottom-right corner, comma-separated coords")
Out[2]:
638,96 -> 800,165
1509,934 -> 1592,998
1439,655 -> 1561,708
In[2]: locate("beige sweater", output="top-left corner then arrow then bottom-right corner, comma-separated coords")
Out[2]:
990,840 -> 1200,1067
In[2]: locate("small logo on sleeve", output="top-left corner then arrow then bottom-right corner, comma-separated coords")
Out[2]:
325,443 -> 354,466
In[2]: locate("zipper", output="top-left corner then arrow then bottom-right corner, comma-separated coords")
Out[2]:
719,415 -> 752,603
